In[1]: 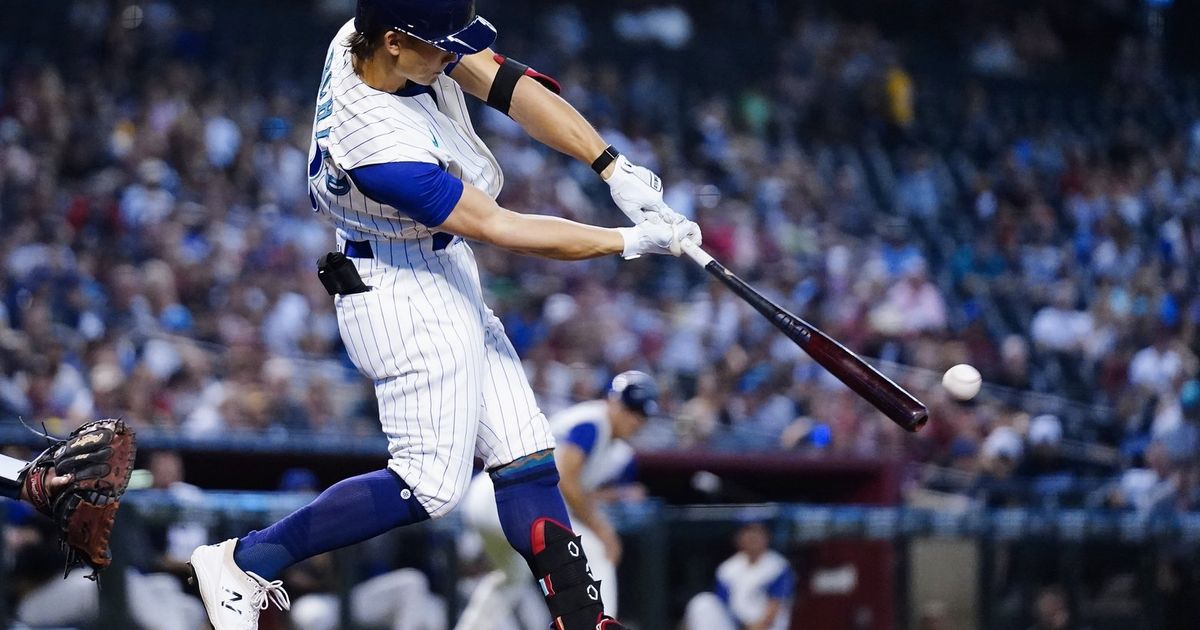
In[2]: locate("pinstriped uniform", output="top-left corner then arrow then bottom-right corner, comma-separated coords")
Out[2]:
309,20 -> 554,518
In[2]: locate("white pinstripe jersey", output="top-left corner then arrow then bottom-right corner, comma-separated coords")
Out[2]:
550,400 -> 635,493
307,20 -> 503,242
311,23 -> 556,520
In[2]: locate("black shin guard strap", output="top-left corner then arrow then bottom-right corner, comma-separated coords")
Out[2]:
532,533 -> 585,578
545,556 -> 595,589
547,580 -> 603,618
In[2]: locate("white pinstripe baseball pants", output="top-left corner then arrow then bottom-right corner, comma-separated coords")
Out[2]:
334,235 -> 556,518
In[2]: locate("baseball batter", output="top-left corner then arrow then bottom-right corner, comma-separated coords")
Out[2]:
187,1 -> 701,629
456,371 -> 658,628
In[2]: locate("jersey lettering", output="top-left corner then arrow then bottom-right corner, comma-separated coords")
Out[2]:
308,20 -> 502,241
326,173 -> 351,196
315,98 -> 334,123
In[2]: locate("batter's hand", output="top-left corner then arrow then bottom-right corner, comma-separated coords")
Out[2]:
605,155 -> 687,226
617,215 -> 702,259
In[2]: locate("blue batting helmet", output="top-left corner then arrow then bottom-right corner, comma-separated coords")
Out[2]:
611,371 -> 659,417
355,0 -> 497,55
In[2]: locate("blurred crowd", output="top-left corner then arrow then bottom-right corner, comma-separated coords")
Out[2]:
0,0 -> 1197,510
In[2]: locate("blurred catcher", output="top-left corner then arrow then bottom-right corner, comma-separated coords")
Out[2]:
0,418 -> 138,578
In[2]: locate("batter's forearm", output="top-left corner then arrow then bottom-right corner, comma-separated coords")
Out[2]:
439,194 -> 623,260
439,183 -> 650,260
488,214 -> 623,260
508,79 -> 614,178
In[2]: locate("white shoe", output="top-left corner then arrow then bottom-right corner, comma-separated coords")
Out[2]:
189,539 -> 291,630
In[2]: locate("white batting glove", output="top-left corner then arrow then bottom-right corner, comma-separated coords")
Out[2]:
617,215 -> 702,259
605,155 -> 687,225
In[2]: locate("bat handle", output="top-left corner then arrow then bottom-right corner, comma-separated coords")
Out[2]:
680,238 -> 714,267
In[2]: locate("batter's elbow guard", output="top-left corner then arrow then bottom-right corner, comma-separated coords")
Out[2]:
487,54 -> 562,116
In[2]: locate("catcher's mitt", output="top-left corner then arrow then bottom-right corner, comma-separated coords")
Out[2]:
21,418 -> 137,578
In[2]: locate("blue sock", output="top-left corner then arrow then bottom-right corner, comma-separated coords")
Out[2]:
234,469 -> 428,580
491,451 -> 572,562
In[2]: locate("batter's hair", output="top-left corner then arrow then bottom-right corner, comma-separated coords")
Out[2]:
345,29 -> 386,61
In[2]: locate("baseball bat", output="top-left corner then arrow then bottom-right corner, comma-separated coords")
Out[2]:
680,240 -> 929,432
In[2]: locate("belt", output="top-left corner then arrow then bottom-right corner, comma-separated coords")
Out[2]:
343,233 -> 456,259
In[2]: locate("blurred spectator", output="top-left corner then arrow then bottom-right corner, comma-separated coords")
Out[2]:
1109,441 -> 1180,513
917,600 -> 952,630
1129,334 -> 1188,395
8,516 -> 206,629
141,451 -> 209,573
996,336 -> 1033,390
1020,415 -> 1065,476
8,518 -> 102,628
973,427 -> 1024,507
895,151 -> 940,219
872,258 -> 947,335
1031,284 -> 1093,355
288,557 -> 447,630
971,28 -> 1022,76
1027,584 -> 1090,630
683,521 -> 795,630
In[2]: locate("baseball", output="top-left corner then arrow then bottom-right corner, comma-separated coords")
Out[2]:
942,364 -> 982,400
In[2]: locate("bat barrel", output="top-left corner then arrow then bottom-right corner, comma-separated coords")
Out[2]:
697,255 -> 930,433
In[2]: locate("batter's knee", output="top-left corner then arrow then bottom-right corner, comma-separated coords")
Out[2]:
388,458 -> 474,519
489,449 -> 557,483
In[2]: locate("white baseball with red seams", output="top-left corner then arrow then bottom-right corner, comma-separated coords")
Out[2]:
942,364 -> 983,401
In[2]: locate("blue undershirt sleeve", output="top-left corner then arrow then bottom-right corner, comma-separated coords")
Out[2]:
347,161 -> 464,228
564,422 -> 600,456
766,566 -> 797,599
714,577 -> 731,605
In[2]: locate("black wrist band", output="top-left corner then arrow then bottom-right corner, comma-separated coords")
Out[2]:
591,145 -> 620,175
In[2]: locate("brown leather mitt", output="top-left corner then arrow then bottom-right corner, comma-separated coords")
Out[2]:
21,418 -> 137,578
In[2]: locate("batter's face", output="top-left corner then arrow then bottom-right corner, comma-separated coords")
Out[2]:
387,31 -> 458,85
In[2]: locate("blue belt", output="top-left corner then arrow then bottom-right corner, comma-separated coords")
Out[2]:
343,234 -> 455,259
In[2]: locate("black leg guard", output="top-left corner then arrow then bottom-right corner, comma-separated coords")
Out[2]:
0,454 -> 28,500
530,518 -> 627,630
